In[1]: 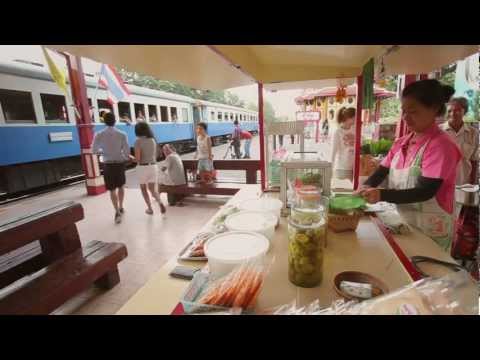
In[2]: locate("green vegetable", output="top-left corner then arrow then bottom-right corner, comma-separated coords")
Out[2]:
287,221 -> 325,288
299,172 -> 322,186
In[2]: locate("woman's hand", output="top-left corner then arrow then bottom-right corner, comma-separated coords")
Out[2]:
361,188 -> 381,204
353,185 -> 371,197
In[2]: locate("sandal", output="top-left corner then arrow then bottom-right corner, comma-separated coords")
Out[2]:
146,209 -> 154,215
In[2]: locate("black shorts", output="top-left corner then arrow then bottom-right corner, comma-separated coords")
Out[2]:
103,163 -> 126,191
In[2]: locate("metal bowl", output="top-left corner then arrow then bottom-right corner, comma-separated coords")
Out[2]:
455,186 -> 479,207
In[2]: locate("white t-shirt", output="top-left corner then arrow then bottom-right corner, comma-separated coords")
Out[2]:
441,122 -> 479,185
159,153 -> 186,186
196,135 -> 211,160
331,126 -> 355,171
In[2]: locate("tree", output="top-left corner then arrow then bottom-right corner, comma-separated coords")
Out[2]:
379,76 -> 401,123
116,67 -> 248,109
246,101 -> 278,122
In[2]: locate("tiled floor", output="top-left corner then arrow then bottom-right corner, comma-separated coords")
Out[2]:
1,182 -> 229,315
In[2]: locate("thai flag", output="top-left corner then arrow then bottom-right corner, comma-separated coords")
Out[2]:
98,64 -> 131,105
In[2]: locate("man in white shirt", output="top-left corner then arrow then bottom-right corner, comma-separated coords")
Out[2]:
441,97 -> 479,186
92,113 -> 130,224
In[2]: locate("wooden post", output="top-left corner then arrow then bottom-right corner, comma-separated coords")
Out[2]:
64,54 -> 105,195
258,83 -> 266,192
353,76 -> 364,190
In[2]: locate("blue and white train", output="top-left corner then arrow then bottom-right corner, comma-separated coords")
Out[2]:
0,59 -> 258,196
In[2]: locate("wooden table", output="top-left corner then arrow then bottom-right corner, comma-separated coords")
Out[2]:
117,185 -> 457,315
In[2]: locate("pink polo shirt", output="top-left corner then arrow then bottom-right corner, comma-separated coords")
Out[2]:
381,123 -> 462,214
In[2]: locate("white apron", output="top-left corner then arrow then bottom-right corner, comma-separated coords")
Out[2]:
388,139 -> 454,252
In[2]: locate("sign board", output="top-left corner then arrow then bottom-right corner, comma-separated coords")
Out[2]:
296,111 -> 320,121
49,131 -> 73,142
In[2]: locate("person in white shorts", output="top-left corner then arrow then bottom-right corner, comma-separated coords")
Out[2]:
131,122 -> 166,216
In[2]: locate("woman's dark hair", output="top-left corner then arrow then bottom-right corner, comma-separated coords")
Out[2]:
449,97 -> 469,114
402,79 -> 455,116
103,112 -> 116,126
197,122 -> 208,131
337,107 -> 356,124
135,122 -> 155,138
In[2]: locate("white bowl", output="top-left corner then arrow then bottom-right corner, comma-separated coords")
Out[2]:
225,210 -> 277,242
239,197 -> 283,222
204,231 -> 270,280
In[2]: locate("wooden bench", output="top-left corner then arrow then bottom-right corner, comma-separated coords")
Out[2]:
158,159 -> 260,197
159,182 -> 240,197
0,242 -> 44,289
0,240 -> 127,314
0,201 -> 128,314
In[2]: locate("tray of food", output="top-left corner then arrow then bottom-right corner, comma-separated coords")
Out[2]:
177,206 -> 241,261
178,231 -> 215,261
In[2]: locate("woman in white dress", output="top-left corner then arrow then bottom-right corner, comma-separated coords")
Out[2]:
331,107 -> 356,181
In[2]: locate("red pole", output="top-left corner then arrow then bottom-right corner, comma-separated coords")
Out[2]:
65,54 -> 106,195
353,76 -> 363,190
258,82 -> 266,192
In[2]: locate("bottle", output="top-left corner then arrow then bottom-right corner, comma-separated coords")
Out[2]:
287,187 -> 328,288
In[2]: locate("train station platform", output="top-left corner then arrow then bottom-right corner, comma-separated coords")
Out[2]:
0,181 -> 235,315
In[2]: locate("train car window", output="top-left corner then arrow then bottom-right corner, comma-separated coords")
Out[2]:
170,107 -> 178,122
97,99 -> 113,123
181,108 -> 188,122
160,106 -> 168,122
235,114 -> 238,122
40,94 -> 69,123
0,89 -> 37,123
134,103 -> 146,121
218,112 -> 223,121
118,102 -> 132,122
211,111 -> 215,121
230,113 -> 234,121
148,105 -> 158,122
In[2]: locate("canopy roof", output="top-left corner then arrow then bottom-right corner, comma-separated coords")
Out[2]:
47,45 -> 478,91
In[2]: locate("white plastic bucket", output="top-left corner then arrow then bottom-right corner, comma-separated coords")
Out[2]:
239,197 -> 283,222
225,210 -> 277,242
204,231 -> 269,280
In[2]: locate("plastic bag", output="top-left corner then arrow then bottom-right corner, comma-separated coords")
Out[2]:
376,209 -> 412,235
181,259 -> 273,314
265,270 -> 479,315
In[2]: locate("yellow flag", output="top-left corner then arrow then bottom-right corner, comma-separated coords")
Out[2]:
41,46 -> 68,96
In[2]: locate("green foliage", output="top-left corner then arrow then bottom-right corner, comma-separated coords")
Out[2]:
361,138 -> 393,156
116,68 -> 247,108
247,101 -> 278,122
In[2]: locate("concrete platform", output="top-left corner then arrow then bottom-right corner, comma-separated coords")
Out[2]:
0,182 -> 232,315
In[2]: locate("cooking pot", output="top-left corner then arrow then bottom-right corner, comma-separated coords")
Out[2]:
455,185 -> 479,207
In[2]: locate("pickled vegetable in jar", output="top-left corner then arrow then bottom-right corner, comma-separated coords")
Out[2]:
287,188 -> 328,288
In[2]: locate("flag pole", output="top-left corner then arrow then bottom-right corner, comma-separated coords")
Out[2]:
92,65 -> 104,110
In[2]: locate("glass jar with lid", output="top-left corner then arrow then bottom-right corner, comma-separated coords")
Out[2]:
287,187 -> 329,288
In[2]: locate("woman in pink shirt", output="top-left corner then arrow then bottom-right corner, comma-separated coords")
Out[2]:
358,79 -> 462,251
